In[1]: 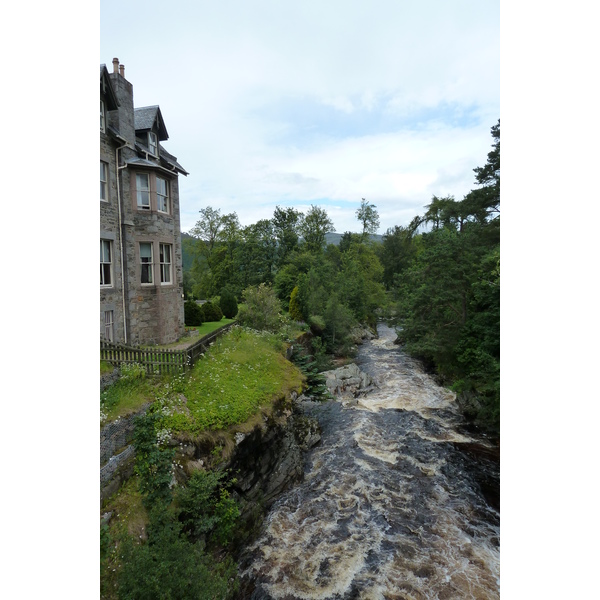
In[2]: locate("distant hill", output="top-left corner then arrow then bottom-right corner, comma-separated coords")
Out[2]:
325,232 -> 383,245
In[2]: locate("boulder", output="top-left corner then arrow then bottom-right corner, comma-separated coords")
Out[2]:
322,363 -> 375,398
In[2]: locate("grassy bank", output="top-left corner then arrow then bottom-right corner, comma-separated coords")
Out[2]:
163,327 -> 304,433
101,326 -> 305,599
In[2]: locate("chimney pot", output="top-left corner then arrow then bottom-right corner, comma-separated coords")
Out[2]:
119,64 -> 125,78
112,58 -> 119,73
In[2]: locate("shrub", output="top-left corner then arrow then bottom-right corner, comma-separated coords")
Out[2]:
184,300 -> 203,327
289,286 -> 303,321
117,506 -> 234,600
133,412 -> 175,509
176,470 -> 240,546
236,283 -> 282,333
200,301 -> 223,322
219,289 -> 238,319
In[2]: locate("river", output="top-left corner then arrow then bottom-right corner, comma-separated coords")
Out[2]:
238,324 -> 500,599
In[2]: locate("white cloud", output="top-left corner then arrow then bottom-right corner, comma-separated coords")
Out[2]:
101,0 -> 499,235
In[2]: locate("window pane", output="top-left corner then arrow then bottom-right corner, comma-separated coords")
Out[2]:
136,174 -> 149,190
140,243 -> 152,259
141,264 -> 152,284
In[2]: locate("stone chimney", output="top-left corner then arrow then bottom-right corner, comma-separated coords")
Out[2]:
108,57 -> 135,142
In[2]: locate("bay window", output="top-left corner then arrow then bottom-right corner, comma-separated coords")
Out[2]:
157,177 -> 169,213
136,173 -> 150,210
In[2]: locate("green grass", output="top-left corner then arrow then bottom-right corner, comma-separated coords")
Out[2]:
189,318 -> 235,338
163,327 -> 304,434
101,360 -> 115,375
101,372 -> 158,424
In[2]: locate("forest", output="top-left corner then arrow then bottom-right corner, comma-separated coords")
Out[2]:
183,121 -> 500,431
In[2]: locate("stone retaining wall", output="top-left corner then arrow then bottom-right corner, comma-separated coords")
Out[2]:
100,403 -> 151,466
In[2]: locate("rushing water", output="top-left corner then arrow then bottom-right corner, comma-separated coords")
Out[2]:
239,324 -> 499,599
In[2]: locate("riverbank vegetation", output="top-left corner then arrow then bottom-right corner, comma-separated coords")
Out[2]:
101,325 -> 305,599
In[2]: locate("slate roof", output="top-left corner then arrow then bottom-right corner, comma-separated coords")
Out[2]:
130,143 -> 188,176
134,105 -> 169,140
159,146 -> 188,176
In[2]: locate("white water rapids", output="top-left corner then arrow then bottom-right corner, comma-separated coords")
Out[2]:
239,324 -> 500,599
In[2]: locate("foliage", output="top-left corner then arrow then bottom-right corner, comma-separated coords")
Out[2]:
323,292 -> 356,355
132,411 -> 175,509
393,121 -> 500,431
236,283 -> 283,333
163,327 -> 304,434
290,345 -> 331,401
219,288 -> 239,319
356,198 -> 380,236
298,205 -> 335,253
289,286 -> 303,321
184,300 -> 203,327
377,225 -> 417,289
200,301 -> 223,323
116,505 -> 235,600
272,205 -> 303,266
176,470 -> 240,546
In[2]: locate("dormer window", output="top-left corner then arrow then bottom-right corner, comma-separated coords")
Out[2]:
100,100 -> 106,132
148,132 -> 158,156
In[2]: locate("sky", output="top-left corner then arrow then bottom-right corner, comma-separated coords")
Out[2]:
100,0 -> 499,235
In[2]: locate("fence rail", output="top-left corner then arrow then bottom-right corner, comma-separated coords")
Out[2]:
100,322 -> 236,375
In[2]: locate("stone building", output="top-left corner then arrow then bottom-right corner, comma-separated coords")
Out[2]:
100,58 -> 188,345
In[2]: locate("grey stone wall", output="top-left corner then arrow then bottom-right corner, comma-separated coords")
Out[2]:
100,403 -> 151,466
101,67 -> 185,346
100,129 -> 126,343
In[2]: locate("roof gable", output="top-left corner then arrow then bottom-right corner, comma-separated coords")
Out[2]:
100,65 -> 119,110
134,105 -> 169,141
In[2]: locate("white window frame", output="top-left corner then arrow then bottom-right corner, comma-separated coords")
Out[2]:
136,173 -> 150,210
148,132 -> 158,156
156,177 -> 169,213
100,99 -> 106,132
140,242 -> 154,285
159,243 -> 172,285
100,239 -> 112,287
104,310 -> 114,342
100,161 -> 108,201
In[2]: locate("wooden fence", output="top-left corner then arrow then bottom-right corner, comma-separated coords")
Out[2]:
100,323 -> 236,375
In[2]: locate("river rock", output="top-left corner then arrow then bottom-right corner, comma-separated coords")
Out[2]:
322,363 -> 375,400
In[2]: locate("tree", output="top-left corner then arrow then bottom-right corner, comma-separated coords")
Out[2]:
356,198 -> 380,237
339,231 -> 362,252
299,205 -> 335,253
189,207 -> 226,253
377,225 -> 416,289
188,207 -> 241,297
272,206 -> 303,265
